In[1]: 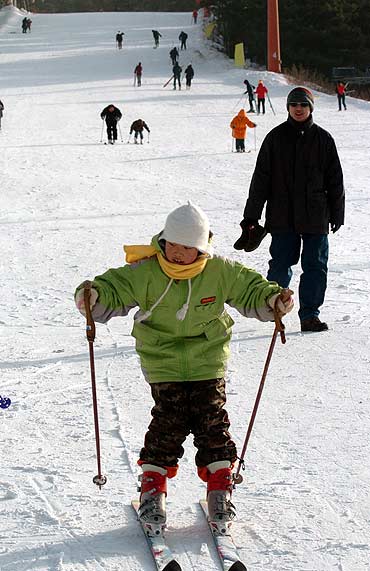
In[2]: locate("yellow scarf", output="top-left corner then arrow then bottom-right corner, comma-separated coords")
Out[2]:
123,244 -> 208,279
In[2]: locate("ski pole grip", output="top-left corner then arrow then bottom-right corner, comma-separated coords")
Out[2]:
84,283 -> 96,343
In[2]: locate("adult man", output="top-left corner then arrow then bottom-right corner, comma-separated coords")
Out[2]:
152,30 -> 162,48
243,79 -> 256,113
179,31 -> 188,50
169,46 -> 179,66
100,104 -> 122,144
172,62 -> 182,90
234,87 -> 345,332
116,31 -> 124,49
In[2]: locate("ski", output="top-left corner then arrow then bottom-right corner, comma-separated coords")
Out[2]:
199,500 -> 247,571
131,500 -> 181,571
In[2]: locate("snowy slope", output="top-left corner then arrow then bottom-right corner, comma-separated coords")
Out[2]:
1,7 -> 370,571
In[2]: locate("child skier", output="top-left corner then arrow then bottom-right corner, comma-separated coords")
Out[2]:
129,118 -> 150,143
75,202 -> 293,528
230,109 -> 256,152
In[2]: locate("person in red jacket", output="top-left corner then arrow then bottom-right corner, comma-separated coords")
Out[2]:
192,9 -> 198,23
230,109 -> 256,152
336,81 -> 347,111
134,62 -> 143,87
255,80 -> 268,115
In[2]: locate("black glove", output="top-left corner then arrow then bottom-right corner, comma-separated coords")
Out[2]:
234,220 -> 267,252
331,222 -> 342,233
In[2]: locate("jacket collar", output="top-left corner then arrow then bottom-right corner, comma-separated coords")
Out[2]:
287,114 -> 314,132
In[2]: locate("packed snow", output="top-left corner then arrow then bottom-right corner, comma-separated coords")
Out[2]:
1,6 -> 370,570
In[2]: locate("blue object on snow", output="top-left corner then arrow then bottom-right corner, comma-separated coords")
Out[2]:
0,396 -> 11,409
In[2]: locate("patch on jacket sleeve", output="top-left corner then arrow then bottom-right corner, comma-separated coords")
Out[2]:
201,296 -> 216,305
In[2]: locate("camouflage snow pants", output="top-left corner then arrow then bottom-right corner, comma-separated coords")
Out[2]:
139,378 -> 237,470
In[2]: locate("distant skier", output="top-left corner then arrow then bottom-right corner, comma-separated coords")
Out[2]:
21,17 -> 28,33
74,202 -> 292,529
116,31 -> 124,49
152,30 -> 162,48
255,80 -> 268,114
26,18 -> 32,32
336,81 -> 347,111
100,104 -> 122,144
0,100 -> 4,130
179,31 -> 188,50
184,64 -> 194,89
130,119 -> 150,144
192,9 -> 198,24
169,47 -> 179,66
230,109 -> 256,152
243,79 -> 256,113
172,62 -> 182,90
134,62 -> 143,86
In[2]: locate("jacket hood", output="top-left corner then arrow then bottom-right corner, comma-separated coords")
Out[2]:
237,109 -> 246,117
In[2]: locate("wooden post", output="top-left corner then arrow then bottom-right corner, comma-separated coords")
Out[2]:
267,0 -> 281,73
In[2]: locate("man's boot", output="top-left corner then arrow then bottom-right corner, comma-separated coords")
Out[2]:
206,461 -> 236,525
138,464 -> 167,525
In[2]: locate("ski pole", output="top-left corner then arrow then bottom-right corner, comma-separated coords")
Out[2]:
232,94 -> 247,111
254,126 -> 257,152
100,119 -> 104,143
127,133 -> 132,144
134,74 -> 136,87
84,284 -> 107,490
118,122 -> 123,142
231,137 -> 234,153
233,289 -> 293,486
147,131 -> 150,144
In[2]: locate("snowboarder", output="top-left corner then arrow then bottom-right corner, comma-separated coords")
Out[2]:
255,80 -> 268,114
172,62 -> 182,90
0,100 -> 4,130
192,9 -> 198,24
243,79 -> 256,113
152,30 -> 162,48
184,64 -> 194,89
179,31 -> 188,50
100,104 -> 122,144
234,87 -> 345,332
116,31 -> 124,49
134,62 -> 143,86
169,46 -> 179,66
336,81 -> 347,111
230,109 -> 256,152
129,118 -> 150,144
74,201 -> 293,526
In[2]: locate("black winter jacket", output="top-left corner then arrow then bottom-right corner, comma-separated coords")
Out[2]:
100,105 -> 122,124
243,116 -> 344,234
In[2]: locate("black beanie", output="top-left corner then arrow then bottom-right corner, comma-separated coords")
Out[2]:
286,87 -> 314,111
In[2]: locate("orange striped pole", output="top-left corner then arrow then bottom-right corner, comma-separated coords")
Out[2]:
267,0 -> 281,73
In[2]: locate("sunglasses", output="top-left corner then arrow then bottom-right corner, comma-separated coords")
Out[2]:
289,102 -> 310,108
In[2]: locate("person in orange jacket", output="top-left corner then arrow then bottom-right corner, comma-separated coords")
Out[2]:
230,109 -> 256,152
255,80 -> 268,114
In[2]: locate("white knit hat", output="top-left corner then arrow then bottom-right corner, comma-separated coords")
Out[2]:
161,202 -> 211,254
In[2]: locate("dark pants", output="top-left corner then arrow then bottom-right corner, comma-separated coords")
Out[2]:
257,98 -> 265,114
180,41 -> 187,50
186,77 -> 192,87
266,232 -> 329,322
235,139 -> 245,152
134,130 -> 143,142
337,94 -> 346,110
139,378 -> 237,469
173,74 -> 181,89
106,122 -> 117,141
248,95 -> 255,111
136,74 -> 142,86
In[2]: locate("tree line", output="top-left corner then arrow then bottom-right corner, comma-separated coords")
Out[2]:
30,0 -> 194,12
203,0 -> 370,76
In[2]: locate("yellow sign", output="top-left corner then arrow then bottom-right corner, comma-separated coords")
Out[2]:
234,43 -> 245,67
204,22 -> 216,39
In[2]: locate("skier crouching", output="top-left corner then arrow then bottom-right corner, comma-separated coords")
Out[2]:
75,202 -> 293,527
129,118 -> 150,144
